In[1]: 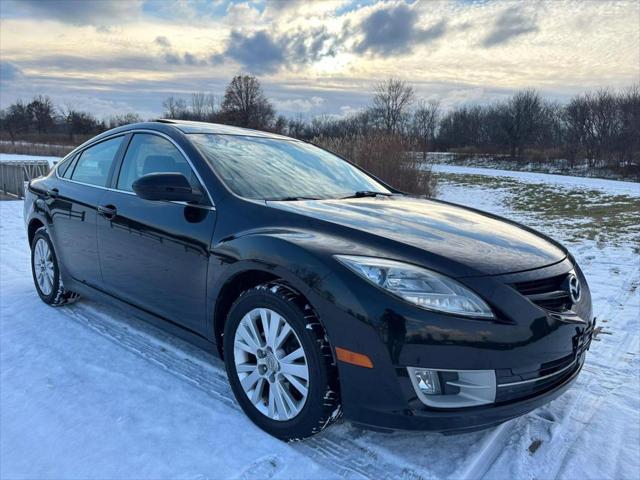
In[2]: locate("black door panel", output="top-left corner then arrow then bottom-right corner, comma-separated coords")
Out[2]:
97,191 -> 216,334
48,181 -> 106,286
49,135 -> 126,285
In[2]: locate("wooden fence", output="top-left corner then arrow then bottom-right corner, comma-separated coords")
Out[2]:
0,160 -> 51,199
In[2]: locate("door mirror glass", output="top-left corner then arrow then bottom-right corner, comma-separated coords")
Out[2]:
132,173 -> 203,203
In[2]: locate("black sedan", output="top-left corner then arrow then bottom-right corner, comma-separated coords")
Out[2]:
24,120 -> 594,440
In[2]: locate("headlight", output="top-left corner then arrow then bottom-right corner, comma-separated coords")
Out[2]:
334,255 -> 494,319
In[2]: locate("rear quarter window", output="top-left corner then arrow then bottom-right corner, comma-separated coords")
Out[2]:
57,153 -> 77,178
70,136 -> 123,187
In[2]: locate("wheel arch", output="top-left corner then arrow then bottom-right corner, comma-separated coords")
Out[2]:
212,264 -> 327,359
213,269 -> 279,357
209,230 -> 337,358
27,217 -> 45,245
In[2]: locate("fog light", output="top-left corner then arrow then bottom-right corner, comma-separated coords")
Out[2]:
409,368 -> 441,395
407,367 -> 496,408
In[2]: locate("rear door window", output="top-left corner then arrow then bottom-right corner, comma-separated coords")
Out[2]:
70,136 -> 123,187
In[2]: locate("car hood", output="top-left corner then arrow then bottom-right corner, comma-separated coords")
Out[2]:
268,196 -> 566,276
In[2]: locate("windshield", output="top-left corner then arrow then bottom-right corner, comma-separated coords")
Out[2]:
189,134 -> 391,201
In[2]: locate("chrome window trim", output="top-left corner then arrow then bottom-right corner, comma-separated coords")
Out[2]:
55,129 -> 216,210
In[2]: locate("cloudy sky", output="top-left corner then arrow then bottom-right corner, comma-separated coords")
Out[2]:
1,0 -> 638,119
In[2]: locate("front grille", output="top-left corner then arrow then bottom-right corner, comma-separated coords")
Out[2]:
512,273 -> 572,312
495,326 -> 592,403
495,352 -> 583,403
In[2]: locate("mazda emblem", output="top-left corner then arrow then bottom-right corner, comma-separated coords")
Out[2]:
568,273 -> 581,303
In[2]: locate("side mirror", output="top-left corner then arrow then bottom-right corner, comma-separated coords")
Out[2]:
132,173 -> 203,203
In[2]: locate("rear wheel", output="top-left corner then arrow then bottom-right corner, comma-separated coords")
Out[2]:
224,283 -> 341,440
30,228 -> 79,306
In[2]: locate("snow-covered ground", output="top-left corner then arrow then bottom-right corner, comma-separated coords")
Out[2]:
432,164 -> 640,197
1,167 -> 638,479
424,152 -> 639,183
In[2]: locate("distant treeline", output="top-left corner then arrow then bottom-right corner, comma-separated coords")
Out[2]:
0,97 -> 142,148
1,75 -> 638,179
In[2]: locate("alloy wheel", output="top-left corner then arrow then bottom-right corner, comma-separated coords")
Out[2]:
233,307 -> 309,421
33,238 -> 55,296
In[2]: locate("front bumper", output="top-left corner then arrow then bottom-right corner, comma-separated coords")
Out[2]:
348,350 -> 587,433
309,257 -> 594,433
337,322 -> 592,433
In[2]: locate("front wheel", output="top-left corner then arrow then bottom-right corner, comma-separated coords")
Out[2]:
30,228 -> 79,306
224,283 -> 341,441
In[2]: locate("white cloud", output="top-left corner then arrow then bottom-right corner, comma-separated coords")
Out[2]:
272,96 -> 325,113
339,105 -> 364,117
0,0 -> 638,117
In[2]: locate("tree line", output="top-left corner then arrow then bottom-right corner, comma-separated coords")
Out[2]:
1,75 -> 638,177
0,95 -> 142,144
158,77 -> 639,173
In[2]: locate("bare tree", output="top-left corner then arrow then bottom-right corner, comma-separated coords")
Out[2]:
190,92 -> 207,120
498,89 -> 548,158
372,78 -> 415,133
108,113 -> 142,129
563,94 -> 592,166
162,96 -> 188,119
617,84 -> 640,165
59,103 -> 101,139
220,75 -> 274,129
287,114 -> 307,138
437,105 -> 488,150
3,100 -> 31,141
190,92 -> 216,121
27,95 -> 55,133
204,93 -> 217,120
588,89 -> 620,166
411,99 -> 440,159
273,115 -> 287,134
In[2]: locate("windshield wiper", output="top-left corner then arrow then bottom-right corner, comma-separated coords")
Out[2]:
340,190 -> 393,199
269,196 -> 322,201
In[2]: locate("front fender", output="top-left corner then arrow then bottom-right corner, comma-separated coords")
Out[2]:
207,229 -> 346,342
205,229 -> 407,417
211,229 -> 339,290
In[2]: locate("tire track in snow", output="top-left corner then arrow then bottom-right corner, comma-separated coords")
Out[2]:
454,421 -> 512,479
510,261 -> 639,479
63,301 -> 427,480
234,455 -> 283,480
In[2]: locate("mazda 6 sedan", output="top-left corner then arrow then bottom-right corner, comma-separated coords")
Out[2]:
24,120 -> 595,440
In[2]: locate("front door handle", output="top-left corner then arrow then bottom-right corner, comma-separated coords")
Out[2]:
97,204 -> 117,219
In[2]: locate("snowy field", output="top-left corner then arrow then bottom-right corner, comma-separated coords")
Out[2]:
425,152 -> 638,183
1,165 -> 639,479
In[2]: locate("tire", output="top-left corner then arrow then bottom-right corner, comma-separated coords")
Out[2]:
30,227 -> 79,306
223,282 -> 341,441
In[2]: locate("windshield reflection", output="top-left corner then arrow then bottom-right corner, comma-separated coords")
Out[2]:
189,134 -> 390,201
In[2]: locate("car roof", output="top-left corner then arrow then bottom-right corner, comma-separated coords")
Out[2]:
153,119 -> 294,140
66,119 -> 300,160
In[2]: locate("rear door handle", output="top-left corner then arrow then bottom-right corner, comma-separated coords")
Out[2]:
97,204 -> 117,219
